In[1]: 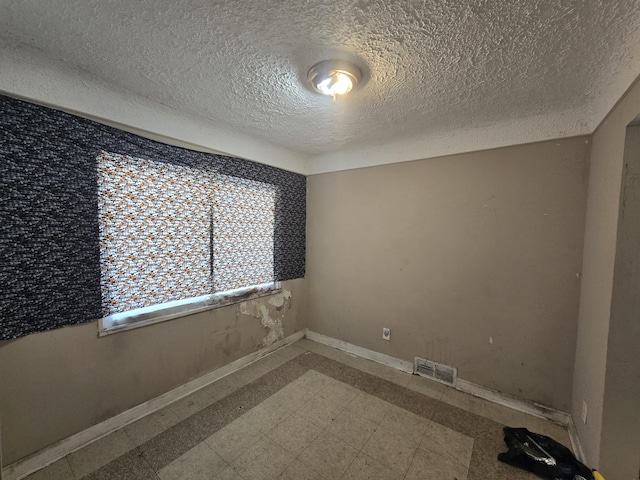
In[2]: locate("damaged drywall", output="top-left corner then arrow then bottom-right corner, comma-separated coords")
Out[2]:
268,290 -> 292,310
238,290 -> 292,347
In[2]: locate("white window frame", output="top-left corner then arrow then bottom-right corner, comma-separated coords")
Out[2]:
98,281 -> 280,336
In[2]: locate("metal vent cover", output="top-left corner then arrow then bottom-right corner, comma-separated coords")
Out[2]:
413,357 -> 457,386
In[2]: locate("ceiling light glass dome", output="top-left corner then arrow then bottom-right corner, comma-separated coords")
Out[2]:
308,60 -> 362,102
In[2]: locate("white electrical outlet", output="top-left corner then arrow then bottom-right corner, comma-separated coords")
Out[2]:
382,328 -> 391,341
582,400 -> 588,424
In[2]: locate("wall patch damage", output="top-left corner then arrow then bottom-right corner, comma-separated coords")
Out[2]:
239,290 -> 292,347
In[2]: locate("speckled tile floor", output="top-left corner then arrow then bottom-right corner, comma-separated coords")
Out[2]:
25,339 -> 573,480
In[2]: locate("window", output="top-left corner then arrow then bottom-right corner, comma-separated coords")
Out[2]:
96,151 -> 278,334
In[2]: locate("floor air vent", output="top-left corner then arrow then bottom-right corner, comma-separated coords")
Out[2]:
413,357 -> 457,385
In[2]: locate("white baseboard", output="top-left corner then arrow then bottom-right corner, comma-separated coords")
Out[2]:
304,330 -> 413,374
6,328 -> 587,480
455,379 -> 571,426
457,379 -> 585,462
3,330 -> 305,480
567,416 -> 587,463
303,329 -> 585,461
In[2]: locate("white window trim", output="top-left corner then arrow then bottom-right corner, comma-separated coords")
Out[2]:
98,281 -> 280,336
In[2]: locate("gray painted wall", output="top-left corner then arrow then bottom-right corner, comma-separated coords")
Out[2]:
598,123 -> 640,479
306,137 -> 590,412
0,279 -> 306,464
3,78 -> 640,474
572,77 -> 640,471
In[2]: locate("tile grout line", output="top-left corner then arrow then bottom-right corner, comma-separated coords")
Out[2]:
334,386 -> 386,480
398,397 -> 435,480
79,360 -> 282,479
207,354 -> 324,480
291,375 -> 362,480
421,418 -> 474,473
39,341 -> 570,480
86,355 -> 310,478
292,348 -> 495,480
293,349 -> 476,479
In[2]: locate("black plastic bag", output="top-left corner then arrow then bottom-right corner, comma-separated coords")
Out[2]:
498,427 -> 593,479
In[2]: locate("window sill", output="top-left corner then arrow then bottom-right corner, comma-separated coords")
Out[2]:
98,283 -> 280,337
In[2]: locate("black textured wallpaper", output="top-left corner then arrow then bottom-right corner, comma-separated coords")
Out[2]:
0,95 -> 306,340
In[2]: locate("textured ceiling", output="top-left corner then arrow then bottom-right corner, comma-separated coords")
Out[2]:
2,0 -> 640,173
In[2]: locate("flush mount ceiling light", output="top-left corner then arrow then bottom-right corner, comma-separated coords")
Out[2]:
308,60 -> 362,102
